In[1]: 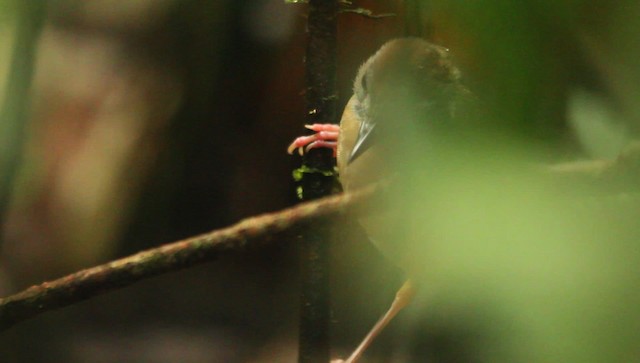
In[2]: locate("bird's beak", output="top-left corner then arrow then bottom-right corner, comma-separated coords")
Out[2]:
348,120 -> 376,164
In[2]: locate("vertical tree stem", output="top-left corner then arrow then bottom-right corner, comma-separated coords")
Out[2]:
298,0 -> 338,362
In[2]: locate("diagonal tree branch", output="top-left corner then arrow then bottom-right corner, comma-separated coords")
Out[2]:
0,185 -> 378,331
0,150 -> 639,332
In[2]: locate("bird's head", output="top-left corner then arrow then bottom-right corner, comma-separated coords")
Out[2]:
349,38 -> 463,163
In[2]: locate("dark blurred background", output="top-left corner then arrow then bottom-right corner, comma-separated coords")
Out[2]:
0,0 -> 638,362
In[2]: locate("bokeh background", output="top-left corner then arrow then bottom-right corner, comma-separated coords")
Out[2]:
0,0 -> 638,362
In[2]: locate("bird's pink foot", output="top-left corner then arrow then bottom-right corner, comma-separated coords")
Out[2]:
287,124 -> 340,156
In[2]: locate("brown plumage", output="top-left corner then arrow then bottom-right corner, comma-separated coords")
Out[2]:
289,38 -> 468,363
334,38 -> 467,363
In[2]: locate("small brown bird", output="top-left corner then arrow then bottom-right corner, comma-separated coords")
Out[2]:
289,36 -> 640,363
289,37 -> 467,363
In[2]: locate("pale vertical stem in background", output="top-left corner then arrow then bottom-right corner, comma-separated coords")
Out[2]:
0,1 -> 46,228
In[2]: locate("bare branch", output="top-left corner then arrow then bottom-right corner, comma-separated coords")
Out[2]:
0,185 -> 377,331
339,8 -> 396,19
1,144 -> 640,331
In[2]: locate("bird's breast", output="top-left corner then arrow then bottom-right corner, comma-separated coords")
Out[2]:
337,96 -> 390,192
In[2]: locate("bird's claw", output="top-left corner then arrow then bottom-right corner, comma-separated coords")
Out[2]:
287,123 -> 340,156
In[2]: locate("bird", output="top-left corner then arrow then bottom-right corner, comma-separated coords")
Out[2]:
288,37 -> 468,363
289,37 -> 640,363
